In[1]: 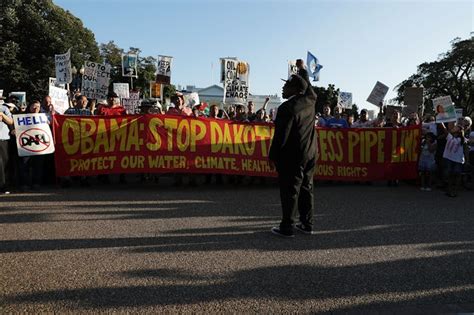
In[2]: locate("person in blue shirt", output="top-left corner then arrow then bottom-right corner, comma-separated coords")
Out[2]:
325,105 -> 349,128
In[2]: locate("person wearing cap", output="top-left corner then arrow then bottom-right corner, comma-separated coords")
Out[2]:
269,74 -> 318,238
0,99 -> 14,194
97,92 -> 126,116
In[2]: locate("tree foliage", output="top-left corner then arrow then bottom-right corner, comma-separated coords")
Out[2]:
0,0 -> 100,101
395,37 -> 474,116
99,41 -> 158,97
313,84 -> 340,114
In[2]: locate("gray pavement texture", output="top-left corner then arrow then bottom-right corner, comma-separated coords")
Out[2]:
0,178 -> 473,314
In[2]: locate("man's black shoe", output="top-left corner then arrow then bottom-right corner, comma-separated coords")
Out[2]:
271,227 -> 294,238
295,223 -> 314,235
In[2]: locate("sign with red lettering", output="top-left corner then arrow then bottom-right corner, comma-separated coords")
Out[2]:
14,114 -> 55,157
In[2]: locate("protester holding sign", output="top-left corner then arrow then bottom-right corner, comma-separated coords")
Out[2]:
0,103 -> 13,194
440,122 -> 466,197
269,74 -> 318,238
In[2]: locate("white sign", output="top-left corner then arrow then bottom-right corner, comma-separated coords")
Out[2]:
48,86 -> 69,114
366,81 -> 389,106
288,60 -> 298,78
9,92 -> 26,104
156,55 -> 173,84
183,92 -> 200,108
82,61 -> 111,99
122,92 -> 140,114
48,77 -> 66,89
455,108 -> 464,119
113,83 -> 130,99
54,49 -> 72,84
337,92 -> 353,109
13,114 -> 55,157
222,58 -> 250,105
433,96 -> 457,123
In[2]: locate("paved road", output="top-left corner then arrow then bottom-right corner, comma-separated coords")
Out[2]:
1,178 -> 473,314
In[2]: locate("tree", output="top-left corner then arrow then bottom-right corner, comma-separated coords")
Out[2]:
312,84 -> 340,114
0,0 -> 100,101
395,37 -> 473,116
99,42 -> 158,97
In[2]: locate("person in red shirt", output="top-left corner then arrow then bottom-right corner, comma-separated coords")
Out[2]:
166,93 -> 192,116
97,92 -> 127,116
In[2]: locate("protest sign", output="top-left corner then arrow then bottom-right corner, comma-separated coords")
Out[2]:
122,53 -> 138,78
150,82 -> 163,99
55,49 -> 72,84
122,92 -> 140,114
288,60 -> 298,78
222,58 -> 250,105
184,92 -> 200,108
48,86 -> 69,114
0,90 -> 3,103
82,61 -> 111,99
53,115 -> 420,181
113,83 -> 130,99
455,108 -> 464,119
156,55 -> 172,84
9,92 -> 26,104
403,87 -> 423,114
49,77 -> 66,89
367,81 -> 389,106
14,114 -> 55,157
433,96 -> 456,123
337,92 -> 353,109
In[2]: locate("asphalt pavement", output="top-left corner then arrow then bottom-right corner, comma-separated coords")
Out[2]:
1,177 -> 473,314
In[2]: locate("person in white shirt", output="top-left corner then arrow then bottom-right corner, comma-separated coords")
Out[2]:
440,122 -> 465,197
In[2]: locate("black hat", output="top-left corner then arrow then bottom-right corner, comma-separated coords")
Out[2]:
281,74 -> 308,93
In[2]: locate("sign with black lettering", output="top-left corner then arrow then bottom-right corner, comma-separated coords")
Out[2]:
54,49 -> 72,84
13,114 -> 55,157
82,61 -> 111,99
222,58 -> 250,105
156,55 -> 172,84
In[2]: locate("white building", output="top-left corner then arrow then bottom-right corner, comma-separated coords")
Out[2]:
178,84 -> 282,110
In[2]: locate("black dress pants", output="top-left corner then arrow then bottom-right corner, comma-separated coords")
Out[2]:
277,158 -> 316,231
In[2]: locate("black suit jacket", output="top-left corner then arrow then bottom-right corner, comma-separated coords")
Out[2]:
269,90 -> 317,170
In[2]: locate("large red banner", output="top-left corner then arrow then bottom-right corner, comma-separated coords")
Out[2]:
52,114 -> 421,181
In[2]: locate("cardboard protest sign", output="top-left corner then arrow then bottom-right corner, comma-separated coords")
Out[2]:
337,92 -> 353,109
122,53 -> 138,78
9,92 -> 26,104
433,96 -> 456,123
156,55 -> 172,84
55,49 -> 72,84
48,86 -> 69,114
150,82 -> 163,99
288,60 -> 298,78
82,61 -> 111,99
113,83 -> 130,99
367,81 -> 389,106
122,92 -> 140,114
222,58 -> 250,105
13,114 -> 54,157
49,77 -> 66,89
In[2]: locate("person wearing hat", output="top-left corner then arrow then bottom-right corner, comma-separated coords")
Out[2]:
269,74 -> 318,238
0,100 -> 14,194
97,92 -> 126,116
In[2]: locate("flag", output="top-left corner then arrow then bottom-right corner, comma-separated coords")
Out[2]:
307,51 -> 323,82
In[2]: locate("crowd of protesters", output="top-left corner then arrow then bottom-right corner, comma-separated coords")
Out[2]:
0,89 -> 473,197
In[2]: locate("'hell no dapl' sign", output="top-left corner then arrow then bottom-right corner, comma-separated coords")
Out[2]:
13,114 -> 55,157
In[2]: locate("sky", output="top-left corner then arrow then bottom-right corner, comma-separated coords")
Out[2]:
54,0 -> 473,111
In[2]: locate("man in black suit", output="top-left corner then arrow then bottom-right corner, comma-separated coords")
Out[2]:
269,74 -> 317,237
